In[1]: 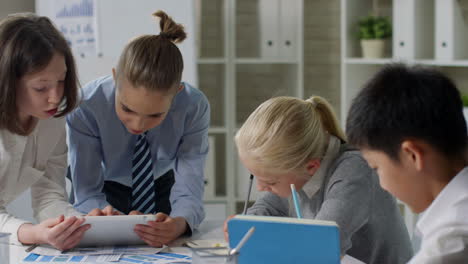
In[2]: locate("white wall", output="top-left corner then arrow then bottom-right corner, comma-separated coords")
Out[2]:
36,0 -> 197,86
0,0 -> 34,18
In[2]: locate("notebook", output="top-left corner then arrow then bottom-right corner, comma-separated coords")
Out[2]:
227,215 -> 340,264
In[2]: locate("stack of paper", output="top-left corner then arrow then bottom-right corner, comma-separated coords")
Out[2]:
21,245 -> 191,264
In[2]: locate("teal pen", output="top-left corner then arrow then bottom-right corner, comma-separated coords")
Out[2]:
290,184 -> 302,218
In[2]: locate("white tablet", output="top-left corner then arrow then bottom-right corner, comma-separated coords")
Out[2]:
78,215 -> 157,247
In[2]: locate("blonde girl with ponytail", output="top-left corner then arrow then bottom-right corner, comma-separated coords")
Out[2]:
225,96 -> 413,263
67,10 -> 210,247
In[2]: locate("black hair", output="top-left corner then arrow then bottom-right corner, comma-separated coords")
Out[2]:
346,63 -> 467,161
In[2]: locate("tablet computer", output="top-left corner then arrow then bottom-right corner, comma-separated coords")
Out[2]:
78,215 -> 156,247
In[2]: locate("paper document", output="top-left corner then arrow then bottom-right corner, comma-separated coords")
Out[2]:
22,245 -> 174,263
31,244 -> 165,256
342,254 -> 366,264
184,239 -> 227,248
22,253 -> 122,263
22,251 -> 190,264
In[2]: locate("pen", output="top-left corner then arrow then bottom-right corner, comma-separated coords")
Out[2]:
290,184 -> 302,219
25,244 -> 38,253
229,226 -> 255,255
242,174 -> 254,215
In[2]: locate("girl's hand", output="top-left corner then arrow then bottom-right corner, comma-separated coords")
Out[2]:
19,215 -> 90,251
87,205 -> 121,216
223,214 -> 236,242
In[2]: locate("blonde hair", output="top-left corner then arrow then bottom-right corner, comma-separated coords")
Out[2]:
115,10 -> 186,93
235,96 -> 346,173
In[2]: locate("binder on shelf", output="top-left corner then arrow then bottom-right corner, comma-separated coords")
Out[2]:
393,0 -> 434,60
204,136 -> 216,200
279,0 -> 299,60
227,215 -> 340,264
435,0 -> 468,60
258,0 -> 298,60
259,0 -> 280,59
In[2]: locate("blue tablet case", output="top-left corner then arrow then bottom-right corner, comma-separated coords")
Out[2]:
228,215 -> 340,264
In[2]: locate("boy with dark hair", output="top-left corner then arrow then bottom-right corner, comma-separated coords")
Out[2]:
346,63 -> 468,263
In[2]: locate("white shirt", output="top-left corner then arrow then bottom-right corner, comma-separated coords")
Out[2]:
409,167 -> 468,263
0,118 -> 80,244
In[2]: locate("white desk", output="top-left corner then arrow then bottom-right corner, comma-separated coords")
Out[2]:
9,220 -> 364,264
9,219 -> 224,263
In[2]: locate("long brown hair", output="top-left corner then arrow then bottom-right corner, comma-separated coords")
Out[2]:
115,10 -> 187,93
0,13 -> 79,135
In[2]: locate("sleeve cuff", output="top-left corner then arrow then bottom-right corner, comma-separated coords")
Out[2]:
170,208 -> 204,236
3,218 -> 30,245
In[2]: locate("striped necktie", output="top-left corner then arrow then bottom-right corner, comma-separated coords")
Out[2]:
131,133 -> 156,214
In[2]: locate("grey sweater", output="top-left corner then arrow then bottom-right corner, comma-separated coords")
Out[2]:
247,147 -> 413,264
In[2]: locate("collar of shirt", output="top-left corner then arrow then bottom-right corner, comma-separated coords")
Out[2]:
301,135 -> 342,199
416,166 -> 468,237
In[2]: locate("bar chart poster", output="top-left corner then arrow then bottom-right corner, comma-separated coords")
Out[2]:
53,0 -> 99,57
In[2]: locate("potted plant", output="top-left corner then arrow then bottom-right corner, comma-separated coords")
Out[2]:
358,15 -> 392,58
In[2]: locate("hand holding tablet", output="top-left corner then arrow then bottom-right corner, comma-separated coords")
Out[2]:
133,213 -> 188,247
78,215 -> 157,247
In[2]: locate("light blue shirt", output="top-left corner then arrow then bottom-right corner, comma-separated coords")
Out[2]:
66,75 -> 210,230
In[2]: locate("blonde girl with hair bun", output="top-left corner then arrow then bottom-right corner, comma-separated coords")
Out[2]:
225,96 -> 413,263
67,10 -> 210,247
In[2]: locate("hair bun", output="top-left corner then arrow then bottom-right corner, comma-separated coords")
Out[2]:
153,10 -> 187,44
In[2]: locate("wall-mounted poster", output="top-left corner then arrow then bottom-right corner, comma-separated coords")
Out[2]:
52,0 -> 99,57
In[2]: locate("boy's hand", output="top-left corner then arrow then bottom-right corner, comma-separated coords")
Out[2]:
19,215 -> 90,251
223,214 -> 236,242
87,205 -> 121,216
133,212 -> 188,247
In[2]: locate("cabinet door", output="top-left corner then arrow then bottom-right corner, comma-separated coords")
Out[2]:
435,0 -> 468,60
258,0 -> 299,60
279,0 -> 299,60
393,0 -> 415,59
259,0 -> 280,58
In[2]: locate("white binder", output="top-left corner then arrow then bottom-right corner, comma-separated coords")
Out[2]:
435,0 -> 468,60
259,0 -> 280,59
393,0 -> 433,60
279,0 -> 298,60
259,0 -> 299,60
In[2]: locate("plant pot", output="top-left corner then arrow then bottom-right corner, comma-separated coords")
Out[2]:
360,39 -> 386,59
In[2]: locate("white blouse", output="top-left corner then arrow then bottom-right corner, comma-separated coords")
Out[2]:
0,117 -> 80,244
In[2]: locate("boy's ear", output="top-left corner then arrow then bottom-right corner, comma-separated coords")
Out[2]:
305,159 -> 321,176
400,140 -> 424,171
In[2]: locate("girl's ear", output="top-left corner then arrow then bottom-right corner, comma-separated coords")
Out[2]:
112,68 -> 116,81
400,140 -> 424,171
305,159 -> 321,176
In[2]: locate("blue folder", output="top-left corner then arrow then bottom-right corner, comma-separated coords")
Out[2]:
228,215 -> 340,264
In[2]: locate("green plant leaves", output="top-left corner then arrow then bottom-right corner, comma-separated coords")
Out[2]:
461,94 -> 468,107
358,16 -> 392,40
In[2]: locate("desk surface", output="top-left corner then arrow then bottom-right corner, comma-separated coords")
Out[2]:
9,219 -> 224,263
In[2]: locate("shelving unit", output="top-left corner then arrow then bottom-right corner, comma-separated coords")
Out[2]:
341,0 -> 468,240
196,0 -> 304,219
